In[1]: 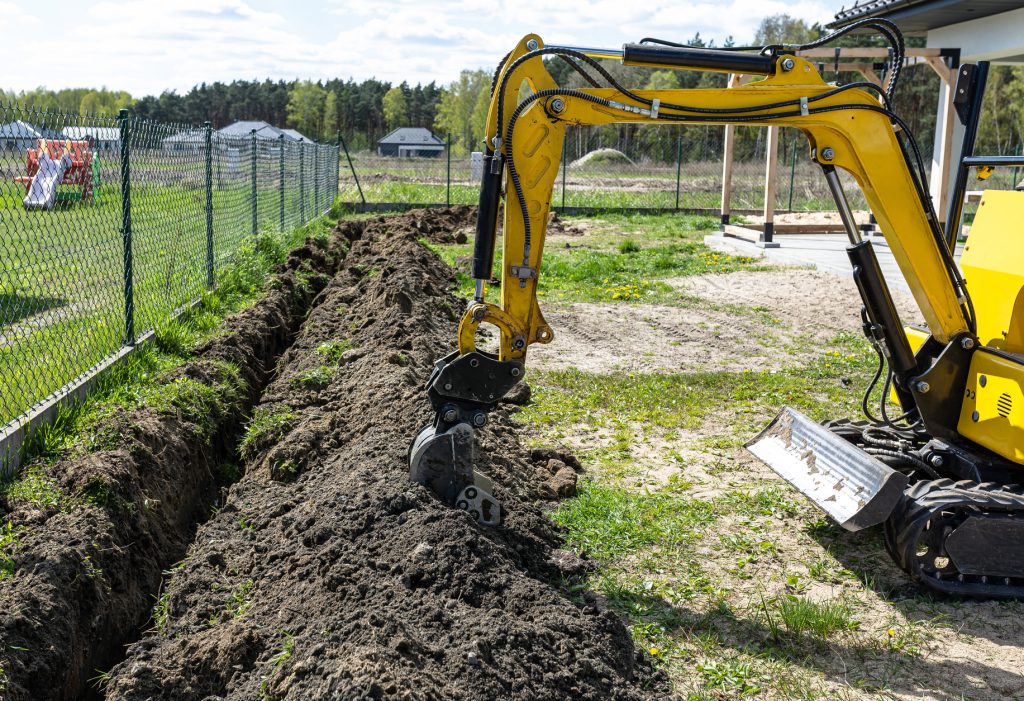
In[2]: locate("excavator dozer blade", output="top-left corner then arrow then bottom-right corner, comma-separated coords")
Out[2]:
746,407 -> 908,531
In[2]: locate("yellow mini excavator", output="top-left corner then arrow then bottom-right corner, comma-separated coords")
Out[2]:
409,19 -> 1024,597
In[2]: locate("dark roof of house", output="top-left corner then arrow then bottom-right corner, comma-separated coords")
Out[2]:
830,0 -> 1024,32
378,128 -> 444,147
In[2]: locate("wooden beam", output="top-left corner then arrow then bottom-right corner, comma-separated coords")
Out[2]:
796,47 -> 944,58
842,64 -> 884,86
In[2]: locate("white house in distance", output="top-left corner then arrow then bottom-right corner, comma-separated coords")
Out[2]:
162,120 -> 314,152
377,128 -> 445,158
830,0 -> 1024,221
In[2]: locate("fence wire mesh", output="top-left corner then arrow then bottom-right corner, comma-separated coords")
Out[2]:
0,102 -> 339,430
338,125 -> 895,213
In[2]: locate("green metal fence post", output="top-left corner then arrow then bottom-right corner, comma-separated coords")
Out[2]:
204,121 -> 214,287
335,130 -> 342,204
250,129 -> 258,236
117,108 -> 135,346
787,139 -> 798,212
339,133 -> 365,205
117,107 -> 137,345
674,134 -> 682,211
314,142 -> 320,214
299,141 -> 305,222
446,133 -> 452,206
279,134 -> 285,232
560,138 -> 568,212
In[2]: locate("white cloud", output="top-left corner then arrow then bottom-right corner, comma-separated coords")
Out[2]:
0,0 -> 841,95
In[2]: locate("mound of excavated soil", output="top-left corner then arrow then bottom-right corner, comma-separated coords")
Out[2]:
104,213 -> 667,700
570,148 -> 635,169
0,231 -> 351,701
406,205 -> 477,243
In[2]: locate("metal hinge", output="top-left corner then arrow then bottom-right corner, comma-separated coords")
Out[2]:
510,265 -> 537,279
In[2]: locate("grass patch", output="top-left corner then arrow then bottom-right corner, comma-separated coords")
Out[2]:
425,212 -> 765,305
0,521 -> 22,580
519,336 -> 874,446
776,595 -> 859,639
314,338 -> 354,364
290,366 -> 335,390
239,406 -> 298,460
552,480 -> 715,561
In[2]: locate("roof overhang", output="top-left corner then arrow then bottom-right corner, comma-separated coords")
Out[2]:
830,0 -> 1023,33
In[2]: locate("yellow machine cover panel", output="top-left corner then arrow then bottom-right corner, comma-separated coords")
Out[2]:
959,190 -> 1024,353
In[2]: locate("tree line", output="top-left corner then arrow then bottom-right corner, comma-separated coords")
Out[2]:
4,15 -> 1022,159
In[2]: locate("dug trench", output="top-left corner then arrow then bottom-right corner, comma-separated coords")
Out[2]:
0,224 -> 355,701
101,212 -> 668,700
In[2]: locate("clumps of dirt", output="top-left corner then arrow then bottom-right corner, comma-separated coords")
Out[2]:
547,211 -> 588,236
0,230 -> 352,701
406,204 -> 476,243
104,212 -> 667,700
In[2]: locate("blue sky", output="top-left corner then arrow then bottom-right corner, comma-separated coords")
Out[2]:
1,0 -> 844,96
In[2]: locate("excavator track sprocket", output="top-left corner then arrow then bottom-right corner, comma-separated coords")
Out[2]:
884,479 -> 1024,598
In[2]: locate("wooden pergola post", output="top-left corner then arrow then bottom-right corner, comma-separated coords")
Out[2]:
925,56 -> 958,227
719,73 -> 740,229
762,125 -> 780,246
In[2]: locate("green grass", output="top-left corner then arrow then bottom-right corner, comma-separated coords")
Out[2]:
426,212 -> 765,305
289,366 -> 335,389
314,338 -> 354,364
239,406 -> 298,460
775,595 -> 860,639
1,153 -> 336,429
0,213 -> 338,526
0,521 -> 23,580
519,333 -> 875,449
520,318 -> 896,697
553,480 -> 716,561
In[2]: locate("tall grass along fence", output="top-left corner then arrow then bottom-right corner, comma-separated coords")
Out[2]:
1,102 -> 339,469
339,124 -> 938,215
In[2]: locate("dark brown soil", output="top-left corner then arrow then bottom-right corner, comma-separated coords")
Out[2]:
0,229 -> 352,701
104,213 -> 667,700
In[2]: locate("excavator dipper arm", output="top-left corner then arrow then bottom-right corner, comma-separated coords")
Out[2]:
410,30 -> 977,529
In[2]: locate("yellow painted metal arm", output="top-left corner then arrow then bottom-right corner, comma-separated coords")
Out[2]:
459,35 -> 969,362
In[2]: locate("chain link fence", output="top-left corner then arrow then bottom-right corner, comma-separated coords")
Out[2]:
1,102 -> 339,435
337,124 -> 902,214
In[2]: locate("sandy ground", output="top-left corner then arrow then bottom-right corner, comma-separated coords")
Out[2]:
529,269 -> 923,375
527,256 -> 1024,701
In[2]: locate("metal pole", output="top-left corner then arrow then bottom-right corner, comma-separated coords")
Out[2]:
250,129 -> 258,236
314,142 -> 321,214
204,121 -> 214,287
822,165 -> 861,245
335,130 -> 342,205
787,139 -> 797,212
117,108 -> 135,345
944,62 -> 989,250
279,134 -> 286,232
339,133 -> 365,205
299,142 -> 305,222
446,133 -> 452,206
674,134 -> 682,211
560,137 -> 568,212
